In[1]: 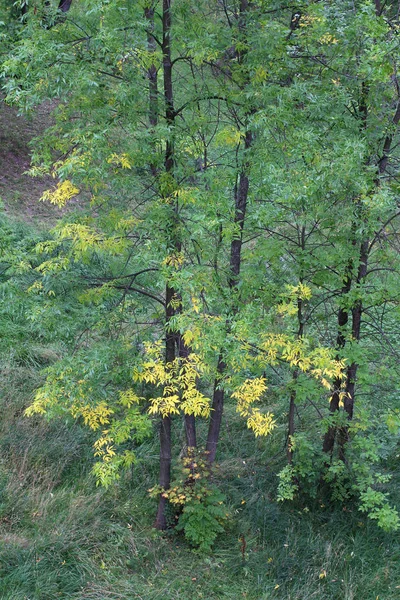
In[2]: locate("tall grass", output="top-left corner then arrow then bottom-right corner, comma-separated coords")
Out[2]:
0,364 -> 398,599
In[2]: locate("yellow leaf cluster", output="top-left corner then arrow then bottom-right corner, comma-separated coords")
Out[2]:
215,126 -> 243,147
135,344 -> 210,418
278,283 -> 312,316
246,410 -> 276,437
93,431 -> 117,462
183,326 -> 201,346
231,377 -> 267,417
70,401 -> 114,430
298,15 -> 322,28
319,33 -> 338,45
40,180 -> 79,207
107,153 -> 132,169
25,387 -> 53,416
231,378 -> 276,437
119,389 -> 141,408
163,252 -> 185,269
54,223 -> 127,258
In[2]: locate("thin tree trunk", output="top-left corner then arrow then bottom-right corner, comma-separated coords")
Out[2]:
323,83 -> 369,459
58,0 -> 73,12
287,373 -> 297,464
288,292 -> 304,463
287,223 -> 305,463
331,82 -> 400,459
177,337 -> 197,448
206,132 -> 252,463
205,4 -> 253,464
337,239 -> 369,458
145,4 -> 158,178
143,1 -> 172,531
154,0 -> 175,530
154,280 -> 175,530
155,0 -> 197,527
154,415 -> 171,529
206,355 -> 226,463
322,267 -> 352,455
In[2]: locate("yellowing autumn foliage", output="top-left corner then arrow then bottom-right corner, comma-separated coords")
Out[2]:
40,180 -> 79,207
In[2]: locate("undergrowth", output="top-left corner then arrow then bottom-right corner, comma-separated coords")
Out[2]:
0,362 -> 399,599
0,215 -> 399,599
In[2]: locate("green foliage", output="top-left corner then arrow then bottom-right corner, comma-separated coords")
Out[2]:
277,464 -> 298,502
277,409 -> 400,532
176,487 -> 228,553
151,449 -> 230,551
1,0 -> 400,562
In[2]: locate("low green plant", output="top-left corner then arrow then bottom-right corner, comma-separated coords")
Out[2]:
176,486 -> 228,552
151,449 -> 230,552
277,410 -> 400,532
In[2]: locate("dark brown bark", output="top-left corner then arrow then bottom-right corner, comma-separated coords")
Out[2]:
229,131 -> 252,289
178,337 -> 197,448
331,78 -> 400,459
154,415 -> 171,529
162,0 -> 174,173
205,355 -> 226,463
205,4 -> 253,463
154,281 -> 176,530
287,286 -> 304,463
144,1 -> 172,531
337,239 -> 369,456
323,82 -> 370,459
145,5 -> 159,178
322,268 -> 352,455
287,373 -> 297,464
206,143 -> 252,463
58,0 -> 72,12
287,224 -> 305,463
155,0 -> 197,527
154,0 -> 176,531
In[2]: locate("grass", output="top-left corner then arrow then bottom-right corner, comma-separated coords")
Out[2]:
0,260 -> 398,600
0,362 -> 398,599
0,102 -> 399,600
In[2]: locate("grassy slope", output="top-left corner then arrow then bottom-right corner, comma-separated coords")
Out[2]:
0,104 -> 399,600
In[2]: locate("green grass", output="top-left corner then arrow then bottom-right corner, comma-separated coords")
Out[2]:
0,365 -> 398,600
0,319 -> 397,599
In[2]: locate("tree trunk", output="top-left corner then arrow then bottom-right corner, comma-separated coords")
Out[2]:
337,239 -> 369,456
205,133 -> 252,463
287,226 -> 306,463
145,5 -> 158,178
322,268 -> 352,455
154,0 -> 176,530
205,4 -> 253,464
58,0 -> 73,12
287,377 -> 297,464
177,336 -> 197,448
154,415 -> 171,529
205,355 -> 226,463
154,281 -> 176,530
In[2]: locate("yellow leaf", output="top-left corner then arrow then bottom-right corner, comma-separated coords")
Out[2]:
40,180 -> 79,207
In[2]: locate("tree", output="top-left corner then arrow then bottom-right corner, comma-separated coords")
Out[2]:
3,0 -> 400,539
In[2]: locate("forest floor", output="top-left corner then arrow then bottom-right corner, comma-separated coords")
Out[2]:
0,104 -> 399,600
0,99 -> 56,222
0,98 -> 84,225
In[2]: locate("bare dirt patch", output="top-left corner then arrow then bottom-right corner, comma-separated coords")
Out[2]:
0,100 -> 65,226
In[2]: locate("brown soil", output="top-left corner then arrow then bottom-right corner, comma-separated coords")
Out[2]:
0,100 -> 65,226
